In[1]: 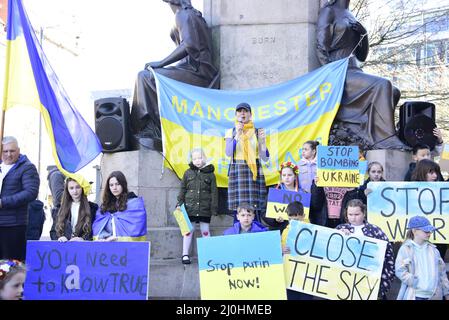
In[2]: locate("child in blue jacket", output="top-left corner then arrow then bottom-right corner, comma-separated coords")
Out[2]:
223,202 -> 267,235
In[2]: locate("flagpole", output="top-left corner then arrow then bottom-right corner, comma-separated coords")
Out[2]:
0,27 -> 11,155
0,108 -> 5,154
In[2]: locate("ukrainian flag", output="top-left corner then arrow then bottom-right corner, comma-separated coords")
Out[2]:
153,58 -> 348,187
197,231 -> 287,300
2,0 -> 101,173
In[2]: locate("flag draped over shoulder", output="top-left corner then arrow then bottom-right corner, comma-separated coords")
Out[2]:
2,0 -> 101,174
92,197 -> 147,242
154,58 -> 349,187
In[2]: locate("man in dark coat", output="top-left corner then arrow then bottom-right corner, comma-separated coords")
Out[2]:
0,136 -> 40,261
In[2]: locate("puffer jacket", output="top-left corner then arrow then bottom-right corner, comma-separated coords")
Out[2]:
0,155 -> 40,227
177,163 -> 218,218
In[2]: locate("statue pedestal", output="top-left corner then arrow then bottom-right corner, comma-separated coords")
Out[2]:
101,0 -> 322,299
366,149 -> 412,181
101,150 -> 232,298
203,0 -> 321,89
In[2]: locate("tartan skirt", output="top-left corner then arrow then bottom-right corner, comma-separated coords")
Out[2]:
228,160 -> 267,211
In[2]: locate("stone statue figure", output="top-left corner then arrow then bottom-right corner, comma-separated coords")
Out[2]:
316,0 -> 406,149
130,0 -> 218,150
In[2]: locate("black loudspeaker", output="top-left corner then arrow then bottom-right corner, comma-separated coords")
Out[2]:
94,97 -> 130,152
398,101 -> 437,149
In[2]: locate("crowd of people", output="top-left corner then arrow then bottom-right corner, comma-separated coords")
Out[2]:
177,102 -> 449,300
0,136 -> 148,300
1,101 -> 449,300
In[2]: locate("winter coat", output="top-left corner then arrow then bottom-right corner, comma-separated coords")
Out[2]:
0,155 -> 40,227
177,163 -> 218,218
26,199 -> 45,240
395,239 -> 449,300
336,222 -> 395,299
46,166 -> 65,207
223,221 -> 268,235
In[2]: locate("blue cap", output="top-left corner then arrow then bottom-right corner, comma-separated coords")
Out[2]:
235,102 -> 251,113
407,216 -> 436,233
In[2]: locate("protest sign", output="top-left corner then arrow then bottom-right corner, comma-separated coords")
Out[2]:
266,188 -> 311,221
438,144 -> 449,171
317,146 -> 360,187
359,160 -> 367,186
284,221 -> 386,300
24,241 -> 150,300
173,204 -> 194,236
198,231 -> 286,300
367,181 -> 449,243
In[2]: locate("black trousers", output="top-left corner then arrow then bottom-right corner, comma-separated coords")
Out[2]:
0,225 -> 27,261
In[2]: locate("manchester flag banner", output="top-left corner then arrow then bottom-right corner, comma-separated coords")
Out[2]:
153,58 -> 349,187
284,221 -> 387,300
197,231 -> 287,300
3,0 -> 101,173
367,181 -> 449,243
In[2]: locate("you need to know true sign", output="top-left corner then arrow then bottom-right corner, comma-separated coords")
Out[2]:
367,182 -> 449,243
284,221 -> 387,300
24,241 -> 150,300
316,146 -> 360,187
197,231 -> 287,300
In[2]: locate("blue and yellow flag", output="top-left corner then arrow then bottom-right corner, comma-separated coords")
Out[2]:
266,188 -> 311,221
92,197 -> 147,242
153,58 -> 348,187
173,204 -> 194,236
197,231 -> 286,300
2,0 -> 101,174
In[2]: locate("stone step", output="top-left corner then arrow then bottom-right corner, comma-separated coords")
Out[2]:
148,258 -> 200,299
147,223 -> 232,260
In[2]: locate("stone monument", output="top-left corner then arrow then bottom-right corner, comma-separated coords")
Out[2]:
101,0 -> 409,299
